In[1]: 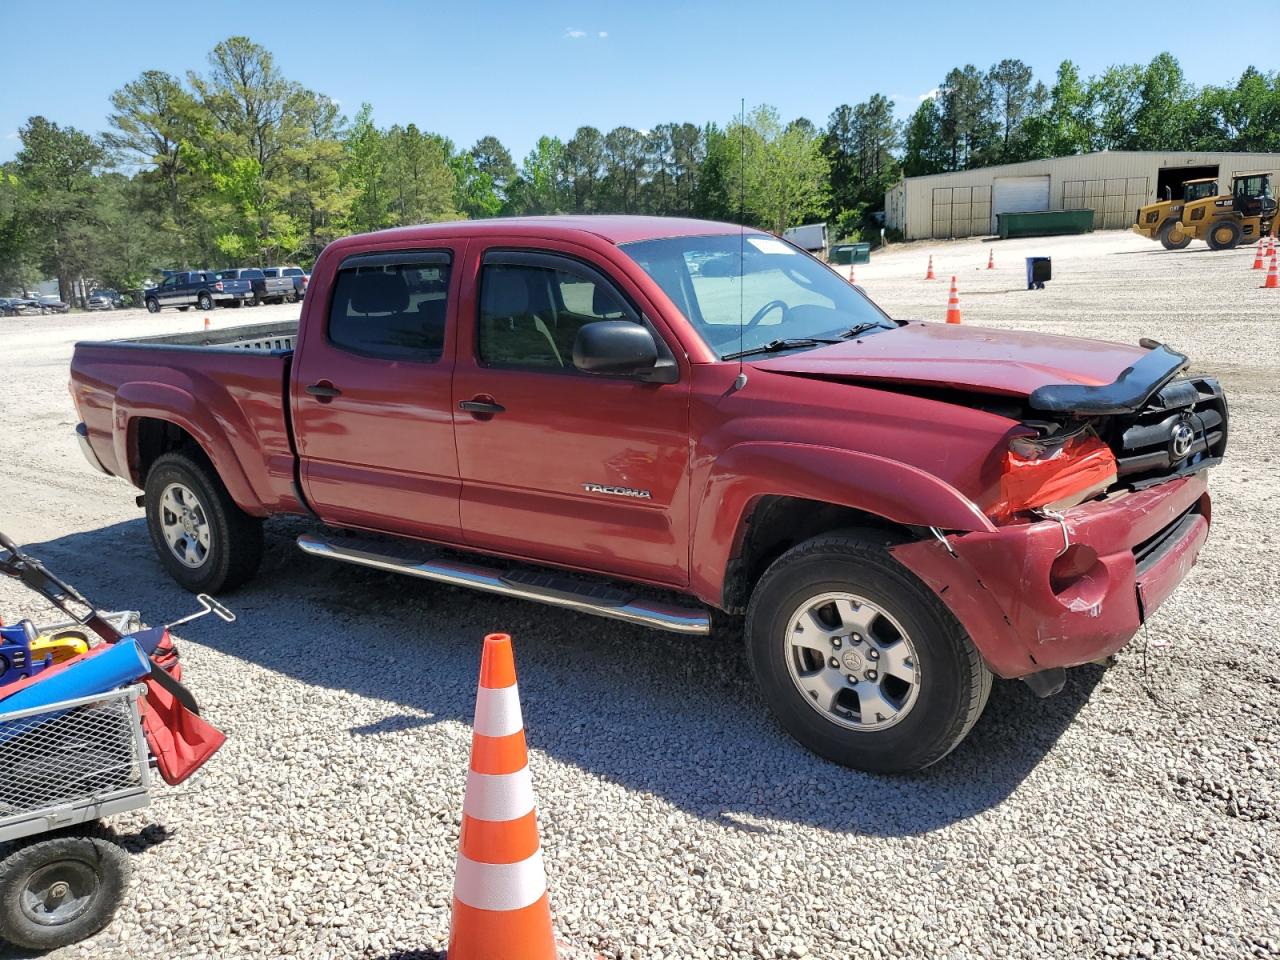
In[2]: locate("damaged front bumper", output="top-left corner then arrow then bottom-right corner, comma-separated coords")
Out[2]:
892,471 -> 1211,679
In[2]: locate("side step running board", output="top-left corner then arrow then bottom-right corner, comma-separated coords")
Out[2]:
296,533 -> 711,635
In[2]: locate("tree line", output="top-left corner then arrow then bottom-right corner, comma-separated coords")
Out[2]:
2,37 -> 1278,303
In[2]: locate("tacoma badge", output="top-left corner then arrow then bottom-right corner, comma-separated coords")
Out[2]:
582,483 -> 652,499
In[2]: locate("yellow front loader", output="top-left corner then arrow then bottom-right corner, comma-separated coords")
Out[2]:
1174,172 -> 1277,250
1133,178 -> 1224,249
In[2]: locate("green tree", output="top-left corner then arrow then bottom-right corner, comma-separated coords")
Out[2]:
510,136 -> 568,214
987,59 -> 1041,157
13,117 -> 105,304
938,65 -> 997,168
563,126 -> 605,212
469,136 -> 517,205
902,99 -> 947,176
1132,53 -> 1194,150
1087,64 -> 1143,150
1020,60 -> 1093,158
342,104 -> 390,233
102,70 -> 200,264
384,124 -> 458,225
602,126 -> 646,213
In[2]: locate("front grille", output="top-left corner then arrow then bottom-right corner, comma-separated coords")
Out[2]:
1105,377 -> 1227,488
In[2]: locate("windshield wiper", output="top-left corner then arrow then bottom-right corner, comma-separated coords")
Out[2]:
721,337 -> 840,362
838,322 -> 888,340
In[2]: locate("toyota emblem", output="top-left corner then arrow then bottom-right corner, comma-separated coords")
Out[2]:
1169,420 -> 1195,461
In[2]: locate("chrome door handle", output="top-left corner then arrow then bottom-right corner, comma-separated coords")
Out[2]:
458,399 -> 505,415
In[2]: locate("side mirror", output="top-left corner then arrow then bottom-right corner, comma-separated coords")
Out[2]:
573,321 -> 659,377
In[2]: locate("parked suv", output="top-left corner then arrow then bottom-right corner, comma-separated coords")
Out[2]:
143,271 -> 253,313
87,289 -> 124,311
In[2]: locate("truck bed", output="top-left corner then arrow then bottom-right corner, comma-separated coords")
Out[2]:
122,320 -> 298,353
70,321 -> 303,516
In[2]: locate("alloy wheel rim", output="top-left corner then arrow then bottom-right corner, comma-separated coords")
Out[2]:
784,591 -> 921,732
159,481 -> 211,568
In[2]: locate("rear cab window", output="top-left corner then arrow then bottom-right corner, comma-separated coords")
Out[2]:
327,252 -> 451,362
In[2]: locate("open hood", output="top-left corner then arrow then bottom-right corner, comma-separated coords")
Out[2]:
752,322 -> 1187,413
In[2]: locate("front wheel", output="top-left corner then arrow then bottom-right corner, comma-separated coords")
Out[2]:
145,298 -> 160,314
0,832 -> 131,950
745,531 -> 992,773
144,450 -> 264,593
1206,219 -> 1243,251
1158,221 -> 1191,250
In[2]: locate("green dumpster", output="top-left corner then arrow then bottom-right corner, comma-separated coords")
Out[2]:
830,242 -> 871,265
997,209 -> 1094,239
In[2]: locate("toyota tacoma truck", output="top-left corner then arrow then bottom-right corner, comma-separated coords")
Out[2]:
69,217 -> 1226,773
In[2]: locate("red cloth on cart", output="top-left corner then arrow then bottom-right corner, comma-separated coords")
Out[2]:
141,672 -> 225,785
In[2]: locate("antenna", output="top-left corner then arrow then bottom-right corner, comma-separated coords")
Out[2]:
735,97 -> 747,391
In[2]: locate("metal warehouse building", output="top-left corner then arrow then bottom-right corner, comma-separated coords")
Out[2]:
884,150 -> 1280,240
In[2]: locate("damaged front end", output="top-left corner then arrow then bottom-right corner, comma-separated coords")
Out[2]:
893,341 -> 1226,693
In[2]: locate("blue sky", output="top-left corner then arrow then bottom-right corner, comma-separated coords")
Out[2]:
0,0 -> 1247,165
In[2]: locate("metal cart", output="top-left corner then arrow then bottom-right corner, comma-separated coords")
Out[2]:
0,683 -> 151,950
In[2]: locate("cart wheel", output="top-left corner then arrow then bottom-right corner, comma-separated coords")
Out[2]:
0,833 -> 131,950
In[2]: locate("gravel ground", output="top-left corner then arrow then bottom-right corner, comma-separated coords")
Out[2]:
0,230 -> 1277,960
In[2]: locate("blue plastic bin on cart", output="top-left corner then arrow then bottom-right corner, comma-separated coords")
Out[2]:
0,639 -> 150,725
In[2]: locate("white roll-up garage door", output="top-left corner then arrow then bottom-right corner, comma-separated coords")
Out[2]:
992,176 -> 1050,231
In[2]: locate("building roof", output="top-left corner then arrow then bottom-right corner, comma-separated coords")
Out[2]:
893,149 -> 1280,185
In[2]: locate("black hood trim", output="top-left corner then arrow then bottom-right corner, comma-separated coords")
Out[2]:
1028,342 -> 1189,415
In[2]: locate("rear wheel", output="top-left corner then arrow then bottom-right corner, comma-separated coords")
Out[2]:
745,531 -> 992,773
197,292 -> 214,311
1206,219 -> 1243,251
144,450 -> 264,593
1158,221 -> 1191,250
0,832 -> 130,951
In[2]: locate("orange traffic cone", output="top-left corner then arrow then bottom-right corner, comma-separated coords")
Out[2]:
945,276 -> 961,323
986,249 -> 995,270
449,633 -> 557,960
1264,250 -> 1279,290
925,255 -> 936,280
203,316 -> 211,330
1252,240 -> 1265,269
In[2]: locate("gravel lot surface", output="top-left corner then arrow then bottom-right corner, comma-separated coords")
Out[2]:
1,230 -> 1277,960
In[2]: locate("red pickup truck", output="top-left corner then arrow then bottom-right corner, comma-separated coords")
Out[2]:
69,216 -> 1226,772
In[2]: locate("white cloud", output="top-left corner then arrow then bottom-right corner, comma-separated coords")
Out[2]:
598,31 -> 608,38
3,131 -> 17,140
564,28 -> 586,39
918,88 -> 941,102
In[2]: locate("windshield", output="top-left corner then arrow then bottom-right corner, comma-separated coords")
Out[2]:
620,233 -> 892,358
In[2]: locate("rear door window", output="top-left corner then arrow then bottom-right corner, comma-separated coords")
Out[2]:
327,252 -> 451,362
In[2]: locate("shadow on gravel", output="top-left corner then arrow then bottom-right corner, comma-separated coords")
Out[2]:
16,519 -> 1103,838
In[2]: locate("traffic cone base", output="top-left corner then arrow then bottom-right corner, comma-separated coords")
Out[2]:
945,276 -> 961,324
449,633 -> 557,960
450,895 -> 555,960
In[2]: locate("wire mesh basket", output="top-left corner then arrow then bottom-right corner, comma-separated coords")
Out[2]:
0,686 -> 151,843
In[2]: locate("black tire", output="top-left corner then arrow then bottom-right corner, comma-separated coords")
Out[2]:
0,832 -> 130,951
144,449 -> 264,593
145,298 -> 160,314
1206,219 -> 1243,251
197,292 -> 213,311
1158,221 -> 1191,250
251,291 -> 262,307
745,531 -> 992,773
